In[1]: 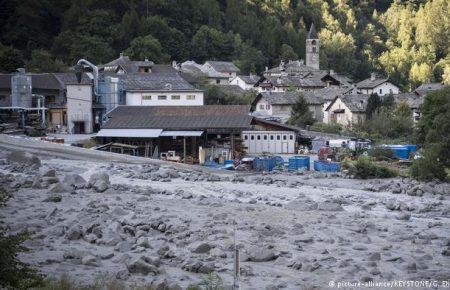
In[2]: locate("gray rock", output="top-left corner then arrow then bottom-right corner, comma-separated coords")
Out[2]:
396,212 -> 411,221
89,172 -> 110,186
136,237 -> 151,248
93,180 -> 109,193
49,182 -> 72,193
317,201 -> 344,211
66,225 -> 83,240
63,174 -> 86,188
81,255 -> 100,267
42,169 -> 56,177
126,257 -> 159,275
7,151 -> 41,167
247,247 -> 278,262
369,252 -> 381,261
43,194 -> 62,203
191,242 -> 212,254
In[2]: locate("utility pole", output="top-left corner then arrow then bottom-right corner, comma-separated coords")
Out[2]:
233,220 -> 240,289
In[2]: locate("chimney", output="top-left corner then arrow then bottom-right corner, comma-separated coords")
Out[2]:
329,69 -> 334,75
299,59 -> 304,65
279,60 -> 285,71
144,57 -> 149,62
265,66 -> 268,72
119,52 -> 124,58
370,72 -> 376,81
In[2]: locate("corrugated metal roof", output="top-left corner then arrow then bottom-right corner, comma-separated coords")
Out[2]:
96,129 -> 162,137
102,105 -> 253,130
160,131 -> 204,136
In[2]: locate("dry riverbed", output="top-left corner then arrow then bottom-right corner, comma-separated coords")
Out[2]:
0,149 -> 449,289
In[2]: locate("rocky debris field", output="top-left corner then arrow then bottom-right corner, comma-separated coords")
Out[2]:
0,150 -> 449,289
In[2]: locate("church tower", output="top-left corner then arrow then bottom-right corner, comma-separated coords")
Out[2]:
305,23 -> 320,70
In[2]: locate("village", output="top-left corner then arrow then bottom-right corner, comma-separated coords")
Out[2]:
0,24 -> 445,174
0,17 -> 449,290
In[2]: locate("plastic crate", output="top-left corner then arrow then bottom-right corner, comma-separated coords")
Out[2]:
313,160 -> 341,172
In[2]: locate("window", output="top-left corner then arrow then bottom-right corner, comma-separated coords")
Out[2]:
187,95 -> 196,100
250,135 -> 254,140
266,105 -> 271,110
263,135 -> 267,140
389,89 -> 393,94
158,95 -> 167,100
142,95 -> 152,100
257,135 -> 261,140
290,135 -> 293,140
259,104 -> 265,110
379,89 -> 382,94
216,79 -> 220,84
244,135 -> 248,140
171,95 -> 180,100
283,135 -> 287,140
277,135 -> 280,140
270,135 -> 274,140
312,47 -> 316,53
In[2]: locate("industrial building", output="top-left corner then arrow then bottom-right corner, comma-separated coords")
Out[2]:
96,105 -> 299,162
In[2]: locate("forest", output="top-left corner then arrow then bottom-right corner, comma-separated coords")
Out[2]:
0,0 -> 448,90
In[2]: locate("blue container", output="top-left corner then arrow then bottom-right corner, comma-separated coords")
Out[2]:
382,145 -> 413,159
406,144 -> 417,153
253,157 -> 277,172
313,160 -> 341,172
288,156 -> 310,171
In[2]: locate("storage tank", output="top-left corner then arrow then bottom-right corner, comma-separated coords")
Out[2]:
98,76 -> 123,113
11,68 -> 32,108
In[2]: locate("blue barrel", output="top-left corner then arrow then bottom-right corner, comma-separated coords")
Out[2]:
313,160 -> 341,172
288,156 -> 310,171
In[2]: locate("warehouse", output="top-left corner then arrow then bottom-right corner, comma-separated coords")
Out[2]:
96,105 -> 299,162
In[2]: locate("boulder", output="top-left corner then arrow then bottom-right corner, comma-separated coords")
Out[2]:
93,180 -> 109,193
191,242 -> 212,254
42,169 -> 56,177
49,182 -> 72,193
42,194 -> 62,203
247,247 -> 278,262
66,225 -> 83,240
317,201 -> 344,211
89,172 -> 110,186
81,255 -> 100,267
63,174 -> 87,188
7,151 -> 41,167
136,237 -> 151,248
126,257 -> 159,275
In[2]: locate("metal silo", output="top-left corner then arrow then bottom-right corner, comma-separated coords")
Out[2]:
11,68 -> 32,108
98,75 -> 121,113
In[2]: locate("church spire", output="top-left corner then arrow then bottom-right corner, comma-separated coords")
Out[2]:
307,23 -> 318,39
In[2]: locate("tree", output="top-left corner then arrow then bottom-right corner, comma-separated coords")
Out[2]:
0,187 -> 42,288
416,86 -> 450,166
191,26 -> 236,62
288,94 -> 315,127
365,93 -> 382,119
25,49 -> 66,72
234,43 -> 266,74
0,44 -> 24,72
280,44 -> 298,61
125,35 -> 169,63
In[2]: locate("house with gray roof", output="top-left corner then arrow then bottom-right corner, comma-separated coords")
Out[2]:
100,53 -> 155,74
177,60 -> 240,85
251,91 -> 327,123
230,74 -> 260,90
325,94 -> 370,129
255,71 -> 341,93
414,82 -> 444,97
356,73 -> 400,96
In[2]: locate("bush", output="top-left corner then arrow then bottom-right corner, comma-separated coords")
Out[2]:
369,148 -> 395,161
310,122 -> 342,134
411,144 -> 447,181
349,156 -> 398,179
0,187 -> 42,289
